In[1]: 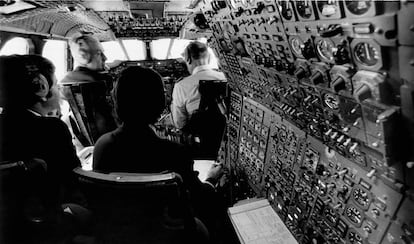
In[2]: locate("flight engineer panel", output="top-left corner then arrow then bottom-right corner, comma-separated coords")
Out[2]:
195,1 -> 414,243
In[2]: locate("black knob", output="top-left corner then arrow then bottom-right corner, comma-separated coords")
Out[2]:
310,71 -> 323,85
302,39 -> 316,60
355,84 -> 372,102
331,76 -> 346,92
334,44 -> 350,64
295,67 -> 307,79
254,2 -> 265,14
235,7 -> 244,17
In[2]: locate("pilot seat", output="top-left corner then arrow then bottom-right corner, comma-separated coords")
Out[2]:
73,168 -> 209,244
182,80 -> 228,160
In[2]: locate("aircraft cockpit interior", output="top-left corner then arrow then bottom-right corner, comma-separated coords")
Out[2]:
0,0 -> 414,243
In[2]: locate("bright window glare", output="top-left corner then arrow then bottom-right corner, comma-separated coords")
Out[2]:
151,39 -> 172,59
101,41 -> 127,63
151,38 -> 192,60
121,39 -> 146,60
42,40 -> 67,82
0,37 -> 29,55
150,38 -> 218,68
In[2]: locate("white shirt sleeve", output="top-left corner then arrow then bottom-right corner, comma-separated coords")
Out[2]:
171,83 -> 188,129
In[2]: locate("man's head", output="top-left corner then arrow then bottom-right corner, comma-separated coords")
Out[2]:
0,55 -> 60,115
114,66 -> 165,125
69,34 -> 107,71
183,41 -> 211,73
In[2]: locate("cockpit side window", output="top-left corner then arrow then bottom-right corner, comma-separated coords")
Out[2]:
42,40 -> 67,82
0,37 -> 29,55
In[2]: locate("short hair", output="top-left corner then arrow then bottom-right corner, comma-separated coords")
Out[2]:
69,34 -> 102,64
0,55 -> 55,109
183,41 -> 209,64
114,66 -> 165,125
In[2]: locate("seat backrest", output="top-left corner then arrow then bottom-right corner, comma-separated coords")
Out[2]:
185,80 -> 228,159
73,168 -> 200,244
61,81 -> 117,147
0,159 -> 56,243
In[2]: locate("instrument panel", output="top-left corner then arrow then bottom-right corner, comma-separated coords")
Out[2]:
198,0 -> 414,243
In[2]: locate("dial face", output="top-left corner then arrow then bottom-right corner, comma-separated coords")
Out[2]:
241,0 -> 249,8
346,0 -> 372,15
348,230 -> 363,244
278,0 -> 294,20
353,42 -> 379,66
316,39 -> 335,62
228,0 -> 238,9
317,0 -> 339,17
296,0 -> 313,19
247,0 -> 255,7
345,206 -> 362,224
323,93 -> 340,110
289,37 -> 304,57
352,188 -> 371,207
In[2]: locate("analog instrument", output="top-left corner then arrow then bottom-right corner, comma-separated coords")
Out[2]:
346,0 -> 372,16
296,0 -> 313,19
323,93 -> 340,110
345,206 -> 363,224
352,188 -> 371,207
348,230 -> 363,244
353,41 -> 379,66
289,36 -> 304,57
278,0 -> 294,20
317,0 -> 339,17
316,39 -> 335,62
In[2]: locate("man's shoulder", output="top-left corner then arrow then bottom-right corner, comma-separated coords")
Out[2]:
60,67 -> 101,84
197,69 -> 226,80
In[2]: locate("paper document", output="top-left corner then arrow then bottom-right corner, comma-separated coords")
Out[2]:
228,198 -> 298,244
193,160 -> 215,181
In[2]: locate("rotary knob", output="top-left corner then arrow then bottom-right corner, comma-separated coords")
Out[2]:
310,71 -> 324,85
331,76 -> 347,93
354,84 -> 372,102
295,67 -> 307,79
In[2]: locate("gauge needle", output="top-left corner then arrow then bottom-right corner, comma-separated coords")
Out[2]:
364,43 -> 371,60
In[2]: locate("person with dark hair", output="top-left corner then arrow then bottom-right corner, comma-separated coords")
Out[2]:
171,41 -> 227,159
93,66 -> 225,238
0,55 -> 88,242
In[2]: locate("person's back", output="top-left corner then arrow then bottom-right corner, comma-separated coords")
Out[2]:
171,41 -> 226,130
93,66 -> 225,238
93,125 -> 196,187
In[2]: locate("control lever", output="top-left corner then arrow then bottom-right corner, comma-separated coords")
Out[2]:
319,24 -> 343,37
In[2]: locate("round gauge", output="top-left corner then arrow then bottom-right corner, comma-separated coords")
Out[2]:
352,188 -> 371,207
323,93 -> 339,110
348,230 -> 363,244
346,0 -> 372,16
278,0 -> 294,20
353,42 -> 379,66
316,39 -> 335,62
345,206 -> 362,224
228,0 -> 238,9
241,0 -> 249,8
247,0 -> 256,7
317,0 -> 339,17
289,37 -> 304,57
295,0 -> 313,19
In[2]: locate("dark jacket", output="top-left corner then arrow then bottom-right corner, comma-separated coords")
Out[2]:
0,109 -> 80,190
93,125 -> 219,228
